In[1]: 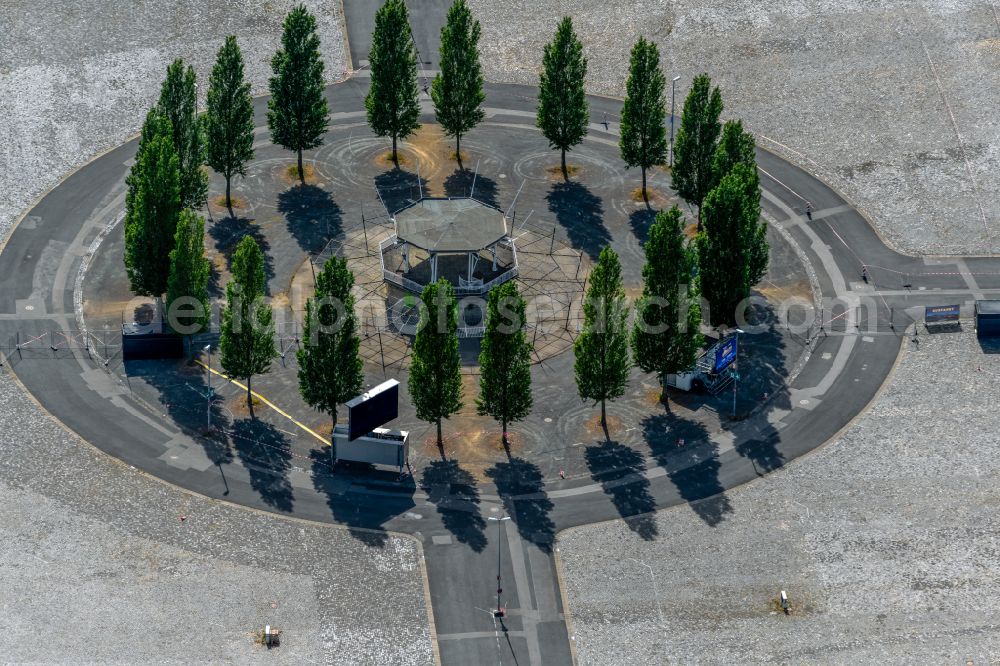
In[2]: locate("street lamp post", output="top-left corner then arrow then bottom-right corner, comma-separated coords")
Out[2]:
204,344 -> 212,432
731,329 -> 744,419
488,514 -> 511,617
670,75 -> 681,167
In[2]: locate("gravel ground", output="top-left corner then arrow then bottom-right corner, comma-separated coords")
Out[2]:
469,0 -> 1000,256
559,327 -> 1000,664
0,4 -> 433,664
0,0 -> 348,245
0,370 -> 434,665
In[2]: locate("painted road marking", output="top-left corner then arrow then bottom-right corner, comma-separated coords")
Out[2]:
193,359 -> 328,445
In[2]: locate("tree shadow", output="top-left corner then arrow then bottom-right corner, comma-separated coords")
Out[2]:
421,459 -> 488,552
545,180 -> 610,260
374,168 -> 430,215
207,258 -> 223,299
716,300 -> 789,475
307,448 -> 417,548
486,457 -> 555,551
127,358 -> 232,465
208,214 -> 275,295
584,440 -> 657,540
443,169 -> 500,210
277,184 -> 342,254
735,430 -> 785,476
132,302 -> 156,325
230,418 -> 294,512
642,411 -> 732,527
628,207 -> 658,246
737,298 -> 792,419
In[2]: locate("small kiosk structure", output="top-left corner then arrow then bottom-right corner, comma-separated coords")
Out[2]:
379,197 -> 518,296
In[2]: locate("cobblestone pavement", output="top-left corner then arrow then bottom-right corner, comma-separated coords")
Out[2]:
0,370 -> 434,664
0,4 -> 433,664
468,0 -> 1000,256
559,327 -> 1000,663
0,0 -> 349,244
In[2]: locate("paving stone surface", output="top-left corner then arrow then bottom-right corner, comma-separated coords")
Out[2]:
0,4 -> 432,664
468,0 -> 1000,256
0,369 -> 434,665
559,328 -> 1000,663
0,0 -> 349,245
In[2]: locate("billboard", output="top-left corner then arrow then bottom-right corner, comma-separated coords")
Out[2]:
713,336 -> 738,373
346,379 -> 400,441
925,304 -> 960,323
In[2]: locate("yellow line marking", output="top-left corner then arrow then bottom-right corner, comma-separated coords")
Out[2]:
193,360 -> 329,446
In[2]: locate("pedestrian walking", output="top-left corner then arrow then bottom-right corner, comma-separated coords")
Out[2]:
805,201 -> 813,221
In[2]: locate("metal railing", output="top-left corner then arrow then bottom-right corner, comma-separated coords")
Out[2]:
382,268 -> 427,294
453,266 -> 519,295
379,234 -> 520,296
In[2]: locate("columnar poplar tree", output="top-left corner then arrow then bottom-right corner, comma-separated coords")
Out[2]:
477,281 -> 533,448
159,59 -> 209,209
124,109 -> 181,301
696,163 -> 769,327
536,17 -> 589,178
671,73 -> 723,227
712,119 -> 757,189
431,0 -> 485,164
366,0 -> 421,164
220,236 -> 277,411
409,279 -> 463,448
297,256 -> 364,437
632,206 -> 702,404
268,4 -> 329,184
166,209 -> 210,344
206,36 -> 255,209
573,246 -> 631,429
619,38 -> 667,200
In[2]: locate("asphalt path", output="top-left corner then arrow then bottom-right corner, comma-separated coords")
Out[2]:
341,0 -> 453,72
3,74 -> 998,665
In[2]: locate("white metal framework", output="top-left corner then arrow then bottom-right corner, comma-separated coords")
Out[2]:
379,196 -> 519,296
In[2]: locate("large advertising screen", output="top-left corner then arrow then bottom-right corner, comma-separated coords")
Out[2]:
346,380 -> 400,441
714,336 -> 738,373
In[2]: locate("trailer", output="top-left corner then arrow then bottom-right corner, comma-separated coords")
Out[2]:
331,424 -> 409,476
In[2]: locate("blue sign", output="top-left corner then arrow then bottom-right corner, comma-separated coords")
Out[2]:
925,304 -> 960,323
714,336 -> 738,373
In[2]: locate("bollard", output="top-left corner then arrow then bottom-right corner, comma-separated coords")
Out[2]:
780,590 -> 790,615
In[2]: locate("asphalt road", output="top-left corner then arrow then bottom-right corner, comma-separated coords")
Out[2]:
341,0 -> 453,71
